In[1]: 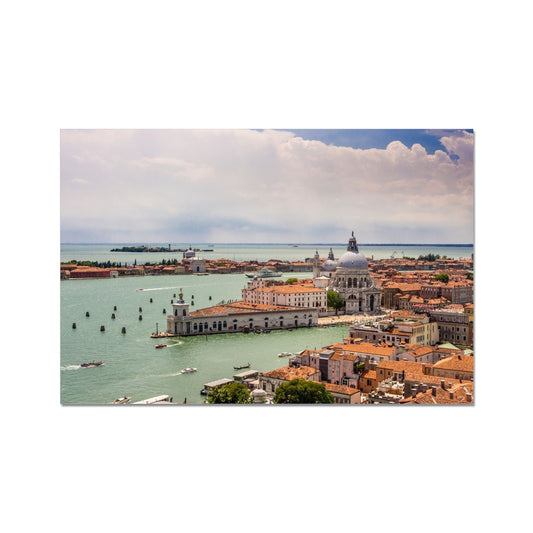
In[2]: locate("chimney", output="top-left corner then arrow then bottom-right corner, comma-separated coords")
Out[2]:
466,392 -> 472,402
449,390 -> 455,400
411,385 -> 418,396
431,386 -> 437,397
441,379 -> 446,390
420,383 -> 428,393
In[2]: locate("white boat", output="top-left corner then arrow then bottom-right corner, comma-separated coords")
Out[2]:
181,367 -> 197,373
278,352 -> 292,357
245,268 -> 282,279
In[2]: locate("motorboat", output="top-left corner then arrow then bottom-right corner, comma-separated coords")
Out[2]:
277,352 -> 292,357
233,362 -> 251,370
113,396 -> 131,404
155,343 -> 167,349
81,361 -> 104,368
181,367 -> 197,373
245,268 -> 282,279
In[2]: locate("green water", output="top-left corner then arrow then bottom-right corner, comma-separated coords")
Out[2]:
60,272 -> 349,404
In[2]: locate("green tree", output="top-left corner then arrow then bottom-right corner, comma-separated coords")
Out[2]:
466,271 -> 473,281
207,382 -> 252,404
273,379 -> 333,404
434,273 -> 449,283
327,290 -> 344,315
285,278 -> 298,285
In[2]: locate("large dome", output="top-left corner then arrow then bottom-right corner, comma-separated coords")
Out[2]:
336,231 -> 368,270
337,251 -> 368,270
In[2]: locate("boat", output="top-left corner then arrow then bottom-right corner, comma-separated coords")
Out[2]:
244,268 -> 282,279
113,396 -> 131,404
155,343 -> 167,349
233,362 -> 251,370
277,352 -> 292,357
181,367 -> 197,373
81,361 -> 104,368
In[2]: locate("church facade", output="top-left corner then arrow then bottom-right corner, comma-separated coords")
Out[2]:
314,231 -> 382,314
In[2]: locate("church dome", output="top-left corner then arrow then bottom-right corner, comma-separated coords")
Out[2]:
321,247 -> 337,271
336,231 -> 368,270
322,259 -> 338,271
337,251 -> 368,270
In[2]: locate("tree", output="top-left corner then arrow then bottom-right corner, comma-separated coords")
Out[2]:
434,273 -> 449,283
206,382 -> 252,404
327,290 -> 344,315
273,379 -> 333,404
285,278 -> 298,285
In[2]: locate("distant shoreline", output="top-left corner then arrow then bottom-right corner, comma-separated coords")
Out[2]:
61,242 -> 474,247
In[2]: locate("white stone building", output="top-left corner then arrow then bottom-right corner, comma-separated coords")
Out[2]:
315,231 -> 382,314
166,295 -> 319,336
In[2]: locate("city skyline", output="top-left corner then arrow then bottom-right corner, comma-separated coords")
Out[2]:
60,129 -> 474,244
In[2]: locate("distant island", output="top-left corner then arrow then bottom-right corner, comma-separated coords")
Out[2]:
110,246 -> 214,253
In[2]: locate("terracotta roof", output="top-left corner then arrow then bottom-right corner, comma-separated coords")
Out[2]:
433,355 -> 474,372
400,381 -> 474,404
361,369 -> 377,380
255,285 -> 324,294
324,383 -> 360,396
377,360 -> 425,374
330,342 -> 396,357
261,365 -> 319,381
403,372 -> 462,387
190,301 -> 301,317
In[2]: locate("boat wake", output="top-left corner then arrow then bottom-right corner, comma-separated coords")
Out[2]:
61,364 -> 81,371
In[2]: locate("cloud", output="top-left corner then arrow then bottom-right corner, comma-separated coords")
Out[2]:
60,129 -> 474,243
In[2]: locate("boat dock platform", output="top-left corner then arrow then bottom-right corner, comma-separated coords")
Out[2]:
132,395 -> 173,405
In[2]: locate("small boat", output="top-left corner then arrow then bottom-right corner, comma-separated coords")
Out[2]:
81,361 -> 104,368
113,396 -> 131,404
233,362 -> 251,370
277,352 -> 292,357
245,268 -> 282,279
155,343 -> 167,349
181,367 -> 197,373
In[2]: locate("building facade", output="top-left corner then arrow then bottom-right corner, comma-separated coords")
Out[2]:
318,232 -> 382,314
241,278 -> 327,314
166,295 -> 319,336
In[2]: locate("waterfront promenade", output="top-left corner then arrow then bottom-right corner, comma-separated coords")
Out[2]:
317,312 -> 388,326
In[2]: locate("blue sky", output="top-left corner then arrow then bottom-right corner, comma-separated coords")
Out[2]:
277,129 -> 473,158
60,129 -> 474,244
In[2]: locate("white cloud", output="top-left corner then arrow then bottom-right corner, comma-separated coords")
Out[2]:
60,129 -> 474,243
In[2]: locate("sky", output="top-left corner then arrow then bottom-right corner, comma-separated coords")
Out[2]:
60,129 -> 474,244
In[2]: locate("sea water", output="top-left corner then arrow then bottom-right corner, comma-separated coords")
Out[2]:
60,243 -> 473,405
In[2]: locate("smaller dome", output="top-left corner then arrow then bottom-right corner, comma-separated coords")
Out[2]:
251,388 -> 267,397
322,260 -> 338,272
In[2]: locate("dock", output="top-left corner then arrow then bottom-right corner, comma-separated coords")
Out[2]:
132,395 -> 173,405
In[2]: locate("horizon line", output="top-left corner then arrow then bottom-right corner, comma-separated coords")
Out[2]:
60,242 -> 474,247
